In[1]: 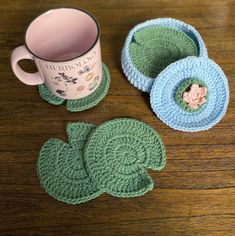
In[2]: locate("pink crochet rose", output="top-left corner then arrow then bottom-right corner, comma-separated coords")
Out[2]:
183,84 -> 207,109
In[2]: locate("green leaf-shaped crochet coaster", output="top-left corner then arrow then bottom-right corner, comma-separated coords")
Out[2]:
38,63 -> 110,112
129,26 -> 198,78
84,118 -> 166,197
37,122 -> 103,204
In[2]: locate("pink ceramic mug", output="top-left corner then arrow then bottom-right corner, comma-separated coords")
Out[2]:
11,8 -> 102,99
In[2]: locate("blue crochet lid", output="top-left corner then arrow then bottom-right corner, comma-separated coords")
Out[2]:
121,18 -> 208,93
150,57 -> 229,132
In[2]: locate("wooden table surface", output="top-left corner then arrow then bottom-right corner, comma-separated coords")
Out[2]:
1,0 -> 235,235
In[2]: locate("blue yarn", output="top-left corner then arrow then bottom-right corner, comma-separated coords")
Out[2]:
150,57 -> 229,132
121,18 -> 208,93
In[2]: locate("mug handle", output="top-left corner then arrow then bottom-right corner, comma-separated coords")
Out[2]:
11,45 -> 44,85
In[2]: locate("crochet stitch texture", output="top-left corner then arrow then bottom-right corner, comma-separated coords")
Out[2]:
84,118 -> 166,197
150,57 -> 229,132
37,119 -> 167,203
175,78 -> 208,112
121,18 -> 208,93
37,122 -> 103,204
129,26 -> 198,78
38,63 -> 110,112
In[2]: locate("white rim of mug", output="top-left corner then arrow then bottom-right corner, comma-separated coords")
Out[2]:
24,7 -> 100,62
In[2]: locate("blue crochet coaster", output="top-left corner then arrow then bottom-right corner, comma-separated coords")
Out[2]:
150,57 -> 229,132
121,18 -> 208,93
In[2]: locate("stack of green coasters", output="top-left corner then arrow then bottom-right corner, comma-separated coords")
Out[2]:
129,26 -> 198,79
121,18 -> 208,93
37,118 -> 166,204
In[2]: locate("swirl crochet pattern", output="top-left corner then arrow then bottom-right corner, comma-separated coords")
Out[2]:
37,122 -> 103,204
121,18 -> 208,93
38,63 -> 110,112
84,118 -> 166,197
150,57 -> 229,132
129,26 -> 198,78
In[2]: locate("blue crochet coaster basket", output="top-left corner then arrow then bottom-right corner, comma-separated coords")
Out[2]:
121,18 -> 208,93
150,57 -> 229,132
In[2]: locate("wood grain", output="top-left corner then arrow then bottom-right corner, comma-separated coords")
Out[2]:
0,0 -> 235,235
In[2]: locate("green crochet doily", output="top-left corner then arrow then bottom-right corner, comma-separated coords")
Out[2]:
84,118 -> 166,198
38,63 -> 110,112
175,78 -> 208,112
37,122 -> 103,204
129,26 -> 198,78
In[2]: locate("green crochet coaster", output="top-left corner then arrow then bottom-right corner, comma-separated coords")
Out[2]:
84,118 -> 166,198
38,63 -> 110,112
129,26 -> 198,78
37,122 -> 103,204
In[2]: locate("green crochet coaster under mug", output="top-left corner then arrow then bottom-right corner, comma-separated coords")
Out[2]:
129,26 -> 198,78
38,63 -> 110,112
37,122 -> 103,204
84,118 -> 166,198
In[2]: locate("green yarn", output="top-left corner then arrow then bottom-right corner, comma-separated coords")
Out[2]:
67,64 -> 110,112
129,26 -> 198,78
175,78 -> 208,112
38,63 -> 110,112
84,118 -> 166,198
38,85 -> 64,105
37,122 -> 103,204
37,119 -> 167,203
